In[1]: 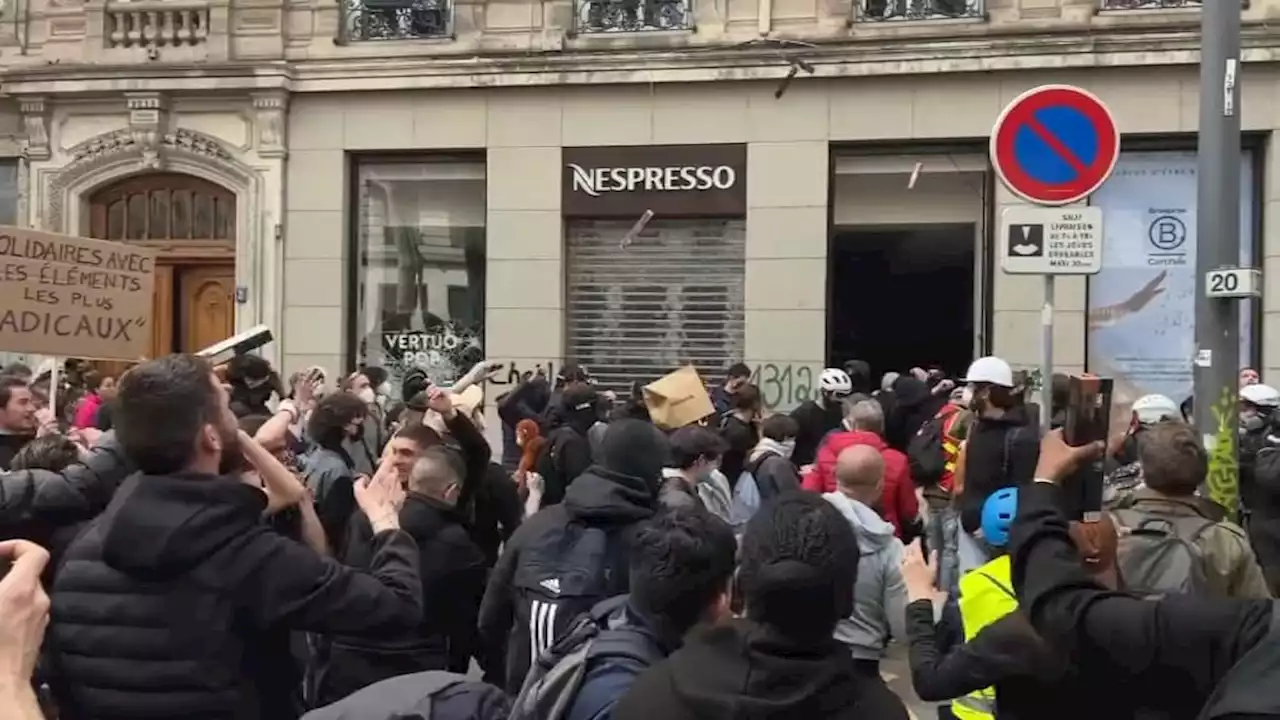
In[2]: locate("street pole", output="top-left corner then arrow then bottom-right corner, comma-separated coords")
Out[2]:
1041,275 -> 1053,430
1193,0 -> 1242,510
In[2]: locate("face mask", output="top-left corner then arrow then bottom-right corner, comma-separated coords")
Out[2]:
779,439 -> 796,459
377,382 -> 392,397
960,386 -> 974,408
1242,410 -> 1267,432
356,387 -> 376,404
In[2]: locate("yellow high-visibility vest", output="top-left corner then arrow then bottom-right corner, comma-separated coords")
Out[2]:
950,554 -> 1018,720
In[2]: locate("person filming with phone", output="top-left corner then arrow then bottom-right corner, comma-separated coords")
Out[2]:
1013,429 -> 1280,719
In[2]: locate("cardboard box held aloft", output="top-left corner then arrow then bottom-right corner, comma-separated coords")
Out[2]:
643,365 -> 715,430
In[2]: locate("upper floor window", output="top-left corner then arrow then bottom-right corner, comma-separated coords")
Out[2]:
343,0 -> 452,41
576,0 -> 692,33
857,0 -> 982,20
1099,0 -> 1201,8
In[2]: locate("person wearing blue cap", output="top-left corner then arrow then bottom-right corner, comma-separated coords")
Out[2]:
902,487 -> 1126,720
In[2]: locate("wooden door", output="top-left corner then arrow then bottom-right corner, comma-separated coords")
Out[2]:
179,265 -> 235,353
86,172 -> 237,366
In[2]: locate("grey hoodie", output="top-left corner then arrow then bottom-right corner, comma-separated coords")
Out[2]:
823,492 -> 908,661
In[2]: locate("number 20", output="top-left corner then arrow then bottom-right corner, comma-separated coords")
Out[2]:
1210,272 -> 1240,294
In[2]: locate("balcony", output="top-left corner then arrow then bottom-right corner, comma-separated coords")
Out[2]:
104,0 -> 210,49
1098,0 -> 1200,8
856,0 -> 982,21
575,0 -> 693,33
341,0 -> 453,41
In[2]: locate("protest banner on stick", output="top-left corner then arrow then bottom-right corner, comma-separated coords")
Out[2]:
0,226 -> 157,361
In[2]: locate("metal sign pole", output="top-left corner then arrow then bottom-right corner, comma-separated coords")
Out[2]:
1193,0 -> 1243,512
1041,276 -> 1054,429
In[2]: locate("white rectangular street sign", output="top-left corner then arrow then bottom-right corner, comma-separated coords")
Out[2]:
999,206 -> 1103,275
1205,267 -> 1262,298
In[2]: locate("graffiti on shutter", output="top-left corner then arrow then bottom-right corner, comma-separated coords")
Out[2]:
565,219 -> 746,397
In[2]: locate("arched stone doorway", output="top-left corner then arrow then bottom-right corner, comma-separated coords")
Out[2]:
87,172 -> 236,369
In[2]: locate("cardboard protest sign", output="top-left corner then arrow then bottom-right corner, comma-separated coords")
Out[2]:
0,227 -> 157,360
644,365 -> 715,430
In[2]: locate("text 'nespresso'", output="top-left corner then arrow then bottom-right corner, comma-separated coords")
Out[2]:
568,163 -> 737,197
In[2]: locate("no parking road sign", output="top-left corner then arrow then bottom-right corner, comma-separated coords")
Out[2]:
991,85 -> 1120,206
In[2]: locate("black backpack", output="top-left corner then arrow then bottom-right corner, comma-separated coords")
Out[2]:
908,410 -> 957,487
301,671 -> 509,720
535,427 -> 579,507
509,596 -> 664,720
511,517 -> 635,688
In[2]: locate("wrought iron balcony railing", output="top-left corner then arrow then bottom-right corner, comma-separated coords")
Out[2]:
856,0 -> 982,21
342,0 -> 452,41
1098,0 -> 1201,8
575,0 -> 693,33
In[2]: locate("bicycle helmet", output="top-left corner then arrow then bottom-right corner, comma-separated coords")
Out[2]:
1241,383 -> 1280,409
981,487 -> 1019,548
1131,394 -> 1181,425
819,368 -> 853,397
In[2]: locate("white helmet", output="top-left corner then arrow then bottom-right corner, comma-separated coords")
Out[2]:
819,368 -> 853,396
963,356 -> 1014,388
1131,394 -> 1181,425
1241,383 -> 1280,409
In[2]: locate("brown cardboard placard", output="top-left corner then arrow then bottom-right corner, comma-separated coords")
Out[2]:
644,365 -> 715,430
0,226 -> 157,360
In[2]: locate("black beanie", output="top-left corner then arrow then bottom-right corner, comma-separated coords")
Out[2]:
598,419 -> 671,491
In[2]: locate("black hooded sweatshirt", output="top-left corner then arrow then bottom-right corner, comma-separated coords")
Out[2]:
886,376 -> 946,453
612,619 -> 908,720
48,472 -> 424,720
478,418 -> 667,693
957,405 -> 1039,533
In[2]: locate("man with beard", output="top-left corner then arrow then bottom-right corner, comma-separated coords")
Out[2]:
46,354 -> 424,720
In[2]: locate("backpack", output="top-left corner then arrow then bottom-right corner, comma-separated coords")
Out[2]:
908,408 -> 963,488
511,517 -> 634,684
535,427 -> 579,506
509,596 -> 664,720
731,454 -> 770,533
1112,508 -> 1215,598
301,670 -> 509,720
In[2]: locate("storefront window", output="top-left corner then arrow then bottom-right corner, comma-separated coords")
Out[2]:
1087,150 -> 1255,407
353,159 -> 486,399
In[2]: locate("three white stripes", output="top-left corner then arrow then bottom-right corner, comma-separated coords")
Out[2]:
529,599 -> 560,666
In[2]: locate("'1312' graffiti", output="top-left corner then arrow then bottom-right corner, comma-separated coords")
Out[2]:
750,364 -> 814,410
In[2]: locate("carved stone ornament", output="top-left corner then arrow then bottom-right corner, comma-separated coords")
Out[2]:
126,92 -> 168,171
45,128 -> 238,232
251,92 -> 288,159
19,97 -> 51,162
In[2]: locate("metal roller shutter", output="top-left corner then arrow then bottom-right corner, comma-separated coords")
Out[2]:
565,218 -> 746,396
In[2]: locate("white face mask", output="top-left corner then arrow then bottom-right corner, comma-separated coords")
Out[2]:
377,382 -> 392,397
356,387 -> 376,404
960,386 -> 974,408
779,439 -> 796,459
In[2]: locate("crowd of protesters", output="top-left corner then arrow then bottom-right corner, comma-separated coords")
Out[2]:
2,349 -> 1280,720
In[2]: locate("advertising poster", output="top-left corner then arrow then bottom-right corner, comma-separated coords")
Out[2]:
1087,151 -> 1255,416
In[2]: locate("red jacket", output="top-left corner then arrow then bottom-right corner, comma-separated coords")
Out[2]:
802,430 -> 919,538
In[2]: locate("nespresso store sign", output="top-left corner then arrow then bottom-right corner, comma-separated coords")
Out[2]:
562,144 -> 747,218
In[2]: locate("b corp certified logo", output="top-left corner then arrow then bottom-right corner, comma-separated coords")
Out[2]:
1148,215 -> 1187,252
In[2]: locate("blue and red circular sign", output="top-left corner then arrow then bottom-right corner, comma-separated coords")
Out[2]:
990,85 -> 1120,206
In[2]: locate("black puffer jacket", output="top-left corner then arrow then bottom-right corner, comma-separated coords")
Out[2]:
478,419 -> 667,693
48,472 -> 424,720
0,431 -> 131,543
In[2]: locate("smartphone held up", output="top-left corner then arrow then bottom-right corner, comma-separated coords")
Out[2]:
1062,374 -> 1114,522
